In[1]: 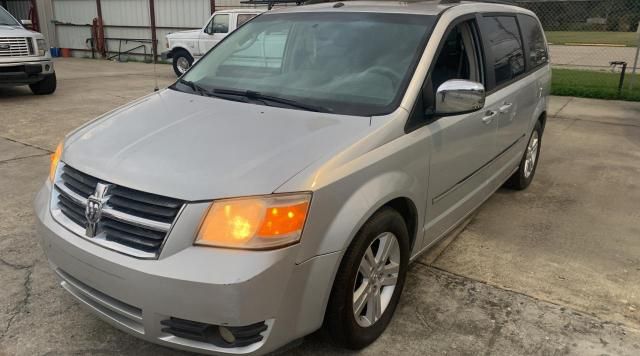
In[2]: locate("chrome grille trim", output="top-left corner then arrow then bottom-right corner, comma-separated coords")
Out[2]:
50,163 -> 183,259
0,37 -> 30,57
55,183 -> 172,232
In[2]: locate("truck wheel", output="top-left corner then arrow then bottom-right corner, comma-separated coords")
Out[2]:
172,50 -> 193,76
29,73 -> 57,95
324,207 -> 410,349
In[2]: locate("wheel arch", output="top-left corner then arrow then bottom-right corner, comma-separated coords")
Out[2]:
296,169 -> 424,264
170,45 -> 195,60
538,110 -> 547,133
380,197 -> 419,252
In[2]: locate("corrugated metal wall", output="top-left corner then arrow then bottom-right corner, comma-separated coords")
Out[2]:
47,0 -> 265,59
4,0 -> 31,20
156,0 -> 211,54
156,0 -> 210,27
53,0 -> 96,50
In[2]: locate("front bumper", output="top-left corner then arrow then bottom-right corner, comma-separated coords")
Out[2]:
160,50 -> 173,60
0,60 -> 54,86
34,182 -> 340,355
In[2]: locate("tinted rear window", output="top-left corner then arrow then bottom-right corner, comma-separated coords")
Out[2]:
483,16 -> 525,87
519,15 -> 548,69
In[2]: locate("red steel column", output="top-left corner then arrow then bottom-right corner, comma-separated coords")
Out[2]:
210,0 -> 216,14
29,0 -> 40,32
149,0 -> 158,63
96,0 -> 106,57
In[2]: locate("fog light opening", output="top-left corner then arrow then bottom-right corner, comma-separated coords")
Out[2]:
218,326 -> 236,344
45,65 -> 50,71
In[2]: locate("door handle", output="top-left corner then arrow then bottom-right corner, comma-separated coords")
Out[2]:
482,110 -> 497,124
499,103 -> 513,114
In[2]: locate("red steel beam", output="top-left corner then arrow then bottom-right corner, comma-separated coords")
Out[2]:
149,0 -> 158,63
96,0 -> 106,57
29,0 -> 40,32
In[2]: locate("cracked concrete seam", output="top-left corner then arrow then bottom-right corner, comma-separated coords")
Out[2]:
417,262 -> 640,334
551,97 -> 573,117
0,136 -> 52,154
0,258 -> 35,341
0,153 -> 51,165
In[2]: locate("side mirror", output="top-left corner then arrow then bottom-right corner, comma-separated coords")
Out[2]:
434,79 -> 485,116
21,19 -> 33,28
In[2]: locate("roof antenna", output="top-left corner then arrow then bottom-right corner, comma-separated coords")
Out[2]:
153,56 -> 159,92
147,0 -> 160,92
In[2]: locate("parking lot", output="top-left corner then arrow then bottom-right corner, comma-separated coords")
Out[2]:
1,58 -> 640,355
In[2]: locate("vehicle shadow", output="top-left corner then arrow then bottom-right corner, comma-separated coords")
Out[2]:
0,86 -> 33,98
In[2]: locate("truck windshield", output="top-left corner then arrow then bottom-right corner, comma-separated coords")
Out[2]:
0,7 -> 20,26
178,12 -> 436,116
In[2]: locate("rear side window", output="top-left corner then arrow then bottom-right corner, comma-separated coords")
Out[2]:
237,14 -> 257,27
519,15 -> 548,69
483,16 -> 525,87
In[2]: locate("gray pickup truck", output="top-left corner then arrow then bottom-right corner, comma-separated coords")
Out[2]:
0,5 -> 56,95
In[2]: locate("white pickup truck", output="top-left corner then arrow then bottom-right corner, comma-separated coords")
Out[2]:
162,9 -> 265,76
0,6 -> 56,94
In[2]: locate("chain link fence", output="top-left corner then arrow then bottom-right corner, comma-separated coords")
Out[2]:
516,0 -> 640,100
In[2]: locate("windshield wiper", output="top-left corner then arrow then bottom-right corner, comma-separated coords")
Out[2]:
177,78 -> 208,96
212,88 -> 330,113
176,79 -> 249,103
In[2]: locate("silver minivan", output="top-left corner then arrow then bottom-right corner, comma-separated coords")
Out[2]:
35,1 -> 550,354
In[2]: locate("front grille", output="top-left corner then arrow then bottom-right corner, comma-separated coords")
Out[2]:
0,37 -> 30,57
161,317 -> 268,348
51,163 -> 184,258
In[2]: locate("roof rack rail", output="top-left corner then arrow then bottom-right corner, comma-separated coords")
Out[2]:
239,0 -> 516,10
240,0 -> 305,10
452,0 -> 516,4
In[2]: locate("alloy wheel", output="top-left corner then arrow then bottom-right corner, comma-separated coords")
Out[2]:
352,232 -> 401,327
524,130 -> 539,179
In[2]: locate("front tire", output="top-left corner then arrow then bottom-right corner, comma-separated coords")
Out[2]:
505,120 -> 542,190
172,50 -> 193,77
29,73 -> 57,95
325,207 -> 410,349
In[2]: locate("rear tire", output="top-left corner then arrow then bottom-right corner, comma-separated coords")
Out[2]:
172,50 -> 193,77
505,120 -> 543,190
324,207 -> 410,349
29,73 -> 57,95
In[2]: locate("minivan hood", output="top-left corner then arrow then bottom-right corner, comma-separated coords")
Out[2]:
63,89 -> 372,201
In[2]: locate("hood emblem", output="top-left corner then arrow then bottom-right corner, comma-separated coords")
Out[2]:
85,183 -> 112,237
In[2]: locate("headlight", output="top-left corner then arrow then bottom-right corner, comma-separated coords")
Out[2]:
49,141 -> 63,182
195,193 -> 311,250
36,39 -> 47,56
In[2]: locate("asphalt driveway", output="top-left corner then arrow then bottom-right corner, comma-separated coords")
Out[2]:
1,59 -> 639,355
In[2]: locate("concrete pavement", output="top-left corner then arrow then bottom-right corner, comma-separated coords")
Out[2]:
1,58 -> 640,355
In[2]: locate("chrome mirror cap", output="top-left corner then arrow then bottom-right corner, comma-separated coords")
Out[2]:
20,19 -> 33,26
434,79 -> 486,116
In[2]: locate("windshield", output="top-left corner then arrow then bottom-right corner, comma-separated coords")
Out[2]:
0,7 -> 20,26
178,12 -> 436,116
